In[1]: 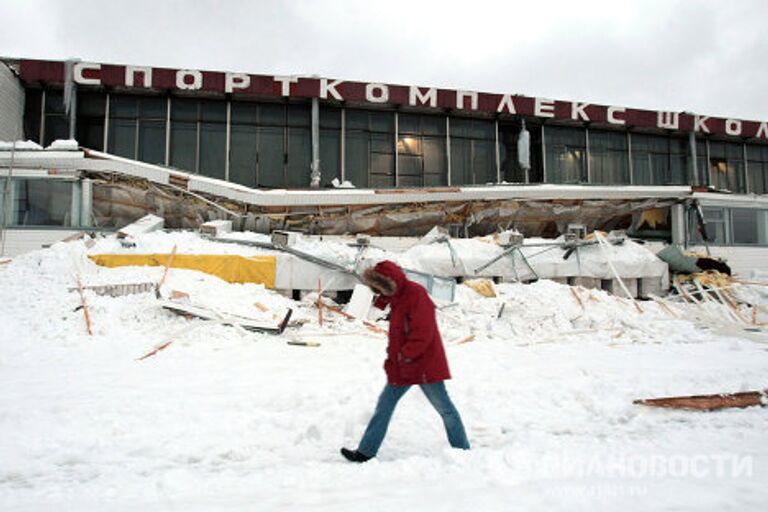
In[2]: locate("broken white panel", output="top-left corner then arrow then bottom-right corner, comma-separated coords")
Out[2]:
199,220 -> 232,237
117,214 -> 164,239
345,283 -> 374,319
273,253 -> 358,291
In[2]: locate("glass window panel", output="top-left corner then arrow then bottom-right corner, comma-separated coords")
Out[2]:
632,154 -> 651,185
746,144 -> 762,161
726,143 -> 743,160
140,97 -> 167,119
319,129 -> 340,186
345,132 -> 369,187
231,101 -> 258,124
450,118 -> 472,138
319,107 -> 341,129
229,124 -> 258,187
24,89 -> 42,143
471,120 -> 494,140
398,114 -> 420,135
399,155 -> 422,178
107,118 -> 136,158
13,179 -> 73,226
76,117 -> 104,151
170,121 -> 197,172
474,139 -> 496,184
399,175 -> 422,187
732,208 -> 758,244
199,122 -> 226,179
422,137 -> 447,181
259,104 -> 285,126
371,133 -> 393,154
370,153 -> 395,187
138,120 -> 166,165
43,115 -> 69,146
77,92 -> 106,117
286,128 -> 311,188
287,105 -> 310,127
709,142 -> 725,158
422,115 -> 445,136
44,89 -> 65,114
257,127 -> 285,188
171,98 -> 198,121
369,111 -> 394,133
110,95 -> 138,118
201,100 -> 226,122
450,138 -> 472,185
346,110 -> 369,130
748,165 -> 765,194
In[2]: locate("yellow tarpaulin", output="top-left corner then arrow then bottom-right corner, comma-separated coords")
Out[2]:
89,254 -> 277,288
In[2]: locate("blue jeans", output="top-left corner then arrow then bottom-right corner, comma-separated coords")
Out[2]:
358,381 -> 470,457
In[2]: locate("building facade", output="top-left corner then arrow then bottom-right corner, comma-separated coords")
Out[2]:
3,57 -> 768,261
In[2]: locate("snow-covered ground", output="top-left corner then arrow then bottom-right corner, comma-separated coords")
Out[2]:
1,235 -> 767,511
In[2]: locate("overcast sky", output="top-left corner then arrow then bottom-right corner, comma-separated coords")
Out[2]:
2,0 -> 767,120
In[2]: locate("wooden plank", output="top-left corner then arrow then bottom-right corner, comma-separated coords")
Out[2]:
634,389 -> 767,411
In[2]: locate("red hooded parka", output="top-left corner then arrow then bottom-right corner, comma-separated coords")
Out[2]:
370,260 -> 452,386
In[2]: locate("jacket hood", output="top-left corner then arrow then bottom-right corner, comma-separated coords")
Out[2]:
372,260 -> 407,295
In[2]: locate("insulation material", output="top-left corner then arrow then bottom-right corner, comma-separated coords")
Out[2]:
88,253 -> 277,288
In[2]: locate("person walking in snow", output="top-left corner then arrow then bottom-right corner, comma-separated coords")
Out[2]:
341,260 -> 470,462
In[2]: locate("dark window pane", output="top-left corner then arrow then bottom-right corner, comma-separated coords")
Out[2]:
423,137 -> 447,185
474,139 -> 496,184
78,92 -> 106,117
345,132 -> 369,187
138,120 -> 166,165
201,100 -> 226,122
230,124 -> 258,187
422,115 -> 446,136
450,138 -> 472,185
140,96 -> 166,119
170,121 -> 197,172
44,89 -> 65,114
399,113 -> 420,135
43,115 -> 69,146
108,118 -> 136,158
171,98 -> 198,121
287,104 -> 310,127
286,128 -> 311,188
199,122 -> 226,179
257,127 -> 284,187
231,101 -> 258,124
111,95 -> 138,118
76,118 -> 104,151
319,106 -> 341,129
346,110 -> 369,130
260,104 -> 285,126
732,208 -> 758,244
369,111 -> 394,133
24,89 -> 42,143
319,129 -> 340,186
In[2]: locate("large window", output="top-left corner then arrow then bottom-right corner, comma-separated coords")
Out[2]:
589,130 -> 629,184
709,142 -> 745,193
319,106 -> 341,187
0,179 -> 76,227
747,144 -> 768,194
42,90 -> 69,146
345,109 -> 395,188
227,102 -> 311,188
688,206 -> 768,246
631,134 -> 687,185
398,114 -> 447,187
76,92 -> 106,151
544,126 -> 586,183
109,95 -> 167,166
170,98 -> 227,179
450,117 -> 495,185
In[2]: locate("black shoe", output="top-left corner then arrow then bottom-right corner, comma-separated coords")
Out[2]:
340,447 -> 372,463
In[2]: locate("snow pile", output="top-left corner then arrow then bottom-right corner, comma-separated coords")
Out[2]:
0,237 -> 767,511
